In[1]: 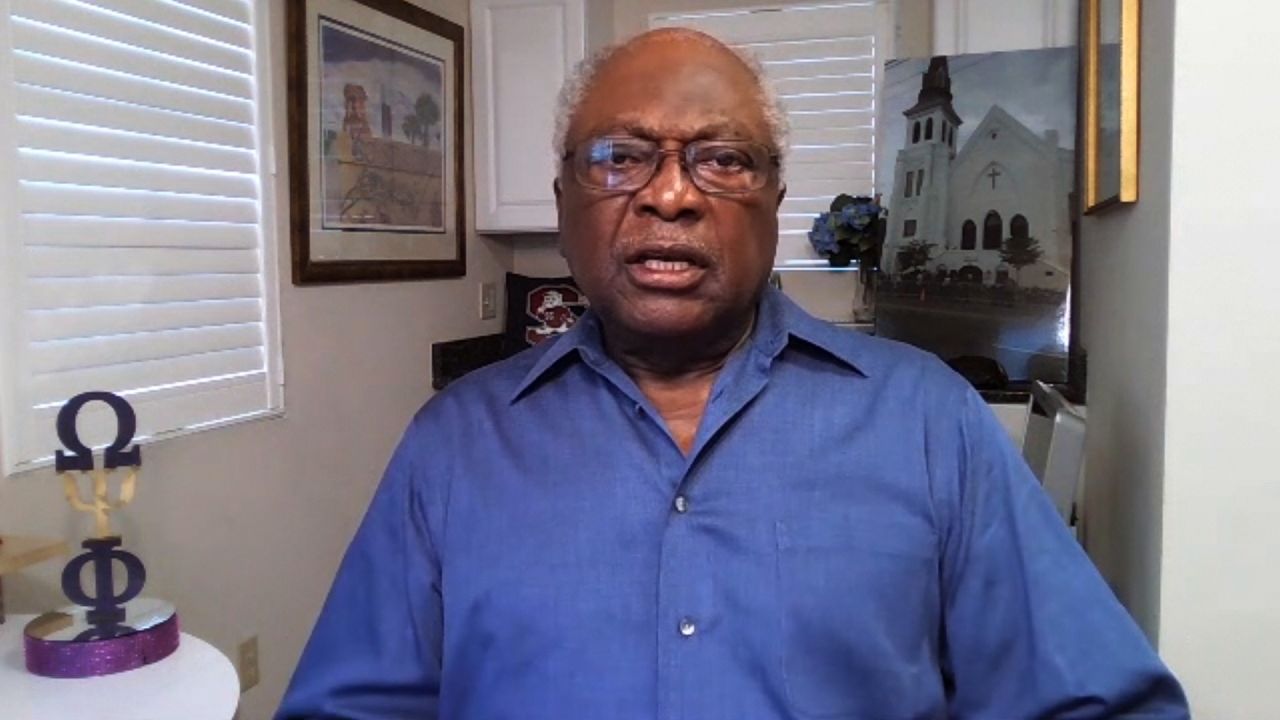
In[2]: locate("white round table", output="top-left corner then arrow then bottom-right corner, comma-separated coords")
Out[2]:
0,614 -> 240,720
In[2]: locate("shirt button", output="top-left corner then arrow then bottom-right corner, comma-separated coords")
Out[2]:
673,495 -> 689,514
678,618 -> 697,637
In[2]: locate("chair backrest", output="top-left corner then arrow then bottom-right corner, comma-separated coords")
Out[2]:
1021,381 -> 1086,525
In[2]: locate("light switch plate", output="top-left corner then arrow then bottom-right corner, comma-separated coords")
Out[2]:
480,282 -> 498,320
238,635 -> 259,693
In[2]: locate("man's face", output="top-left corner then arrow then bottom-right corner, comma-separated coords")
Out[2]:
555,37 -> 784,343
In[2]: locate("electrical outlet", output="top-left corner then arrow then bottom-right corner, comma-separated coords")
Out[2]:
238,635 -> 259,693
479,282 -> 498,320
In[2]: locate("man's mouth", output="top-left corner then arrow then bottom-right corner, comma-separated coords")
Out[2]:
623,245 -> 711,290
624,244 -> 712,267
641,258 -> 694,272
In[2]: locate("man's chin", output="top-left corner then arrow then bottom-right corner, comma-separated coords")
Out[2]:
603,298 -> 738,343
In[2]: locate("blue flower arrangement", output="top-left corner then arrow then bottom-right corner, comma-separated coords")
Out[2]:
807,194 -> 884,269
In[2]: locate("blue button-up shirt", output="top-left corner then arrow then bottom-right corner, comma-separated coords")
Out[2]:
278,288 -> 1186,720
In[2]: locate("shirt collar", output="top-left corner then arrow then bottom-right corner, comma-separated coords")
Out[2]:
509,286 -> 869,403
752,286 -> 871,377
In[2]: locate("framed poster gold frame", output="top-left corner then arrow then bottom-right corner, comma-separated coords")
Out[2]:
1082,0 -> 1141,213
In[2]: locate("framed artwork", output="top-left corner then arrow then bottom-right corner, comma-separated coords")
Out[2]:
286,0 -> 465,284
874,48 -> 1078,386
1082,0 -> 1140,213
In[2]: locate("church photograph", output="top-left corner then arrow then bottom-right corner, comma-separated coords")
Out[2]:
873,48 -> 1077,382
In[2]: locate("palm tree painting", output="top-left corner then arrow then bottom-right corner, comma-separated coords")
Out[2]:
319,18 -> 446,232
400,94 -> 441,147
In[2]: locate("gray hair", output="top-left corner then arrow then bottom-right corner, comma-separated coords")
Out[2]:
553,30 -> 790,171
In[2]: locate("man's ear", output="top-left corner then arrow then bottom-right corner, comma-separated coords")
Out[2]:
553,178 -> 568,258
776,183 -> 787,208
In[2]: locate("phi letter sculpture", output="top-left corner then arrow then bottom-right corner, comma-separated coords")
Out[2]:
23,391 -> 180,678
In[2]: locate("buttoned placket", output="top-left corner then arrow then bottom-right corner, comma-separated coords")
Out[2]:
578,337 -> 777,720
650,347 -> 775,720
651,412 -> 699,720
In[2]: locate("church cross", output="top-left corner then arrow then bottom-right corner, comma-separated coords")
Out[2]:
987,167 -> 1002,189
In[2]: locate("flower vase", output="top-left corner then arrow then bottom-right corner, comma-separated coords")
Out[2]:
853,269 -> 877,324
826,245 -> 856,268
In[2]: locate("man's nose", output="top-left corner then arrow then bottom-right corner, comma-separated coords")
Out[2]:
633,152 -> 707,221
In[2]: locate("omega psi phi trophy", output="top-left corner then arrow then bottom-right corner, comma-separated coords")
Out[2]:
23,391 -> 180,678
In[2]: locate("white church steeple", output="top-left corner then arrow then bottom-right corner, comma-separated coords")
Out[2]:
903,56 -> 962,156
887,57 -> 964,262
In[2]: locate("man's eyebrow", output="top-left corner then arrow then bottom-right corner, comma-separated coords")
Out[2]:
692,121 -> 754,140
610,122 -> 661,140
596,120 -> 756,141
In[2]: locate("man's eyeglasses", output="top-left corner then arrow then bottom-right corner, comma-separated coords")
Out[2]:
562,136 -> 779,195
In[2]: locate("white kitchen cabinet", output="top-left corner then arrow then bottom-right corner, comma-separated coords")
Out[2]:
471,0 -> 586,233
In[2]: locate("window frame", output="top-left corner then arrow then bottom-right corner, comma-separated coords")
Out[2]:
0,0 -> 285,476
983,210 -> 1004,250
1011,213 -> 1030,240
961,219 -> 977,250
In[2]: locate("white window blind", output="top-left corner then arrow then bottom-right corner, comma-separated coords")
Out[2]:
0,0 -> 282,474
650,2 -> 883,268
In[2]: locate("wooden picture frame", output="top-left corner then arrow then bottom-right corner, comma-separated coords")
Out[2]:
1082,0 -> 1140,213
286,0 -> 465,284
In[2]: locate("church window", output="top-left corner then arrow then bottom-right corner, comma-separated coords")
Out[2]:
905,171 -> 915,198
962,220 -> 977,250
916,169 -> 925,195
925,118 -> 934,140
984,211 -> 1003,250
904,219 -> 917,237
913,121 -> 921,144
1011,214 -> 1030,239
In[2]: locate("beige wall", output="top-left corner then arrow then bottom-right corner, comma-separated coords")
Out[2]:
513,235 -> 569,276
1079,0 -> 1280,714
1076,0 -> 1174,639
0,1 -> 512,718
1157,0 -> 1280,714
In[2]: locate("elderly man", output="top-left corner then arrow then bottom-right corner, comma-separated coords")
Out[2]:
277,29 -> 1186,719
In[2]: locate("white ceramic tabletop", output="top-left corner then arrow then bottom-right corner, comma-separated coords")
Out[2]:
0,614 -> 240,720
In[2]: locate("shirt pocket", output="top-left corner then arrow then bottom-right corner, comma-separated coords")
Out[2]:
775,514 -> 941,719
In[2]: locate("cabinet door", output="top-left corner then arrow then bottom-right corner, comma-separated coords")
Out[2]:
933,0 -> 1076,54
472,0 -> 585,233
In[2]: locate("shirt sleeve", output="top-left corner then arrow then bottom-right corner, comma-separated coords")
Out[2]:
939,388 -> 1189,719
275,423 -> 444,720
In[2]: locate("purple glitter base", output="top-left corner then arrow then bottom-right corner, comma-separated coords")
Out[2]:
24,612 -> 181,678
